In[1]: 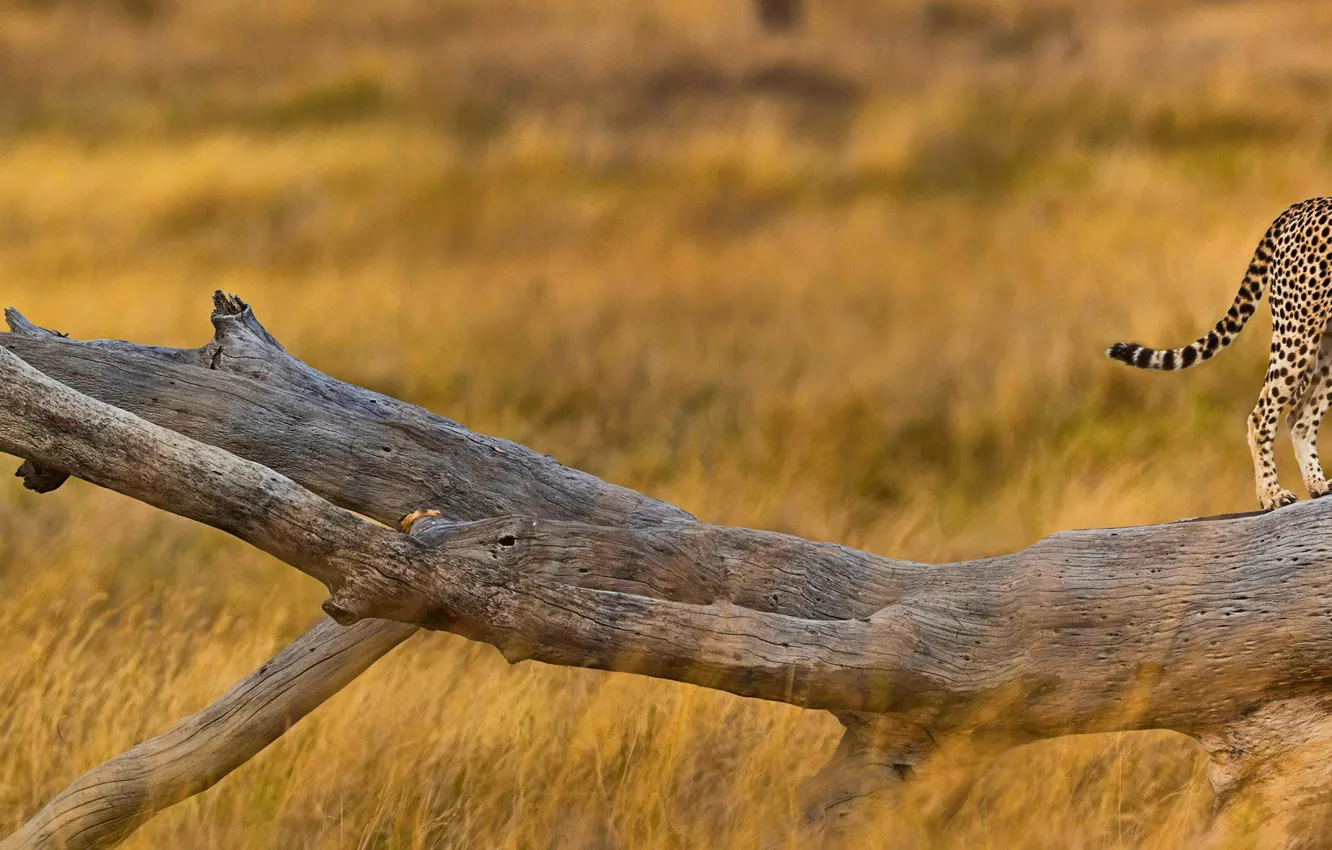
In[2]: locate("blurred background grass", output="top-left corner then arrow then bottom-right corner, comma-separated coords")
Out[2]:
2,0 -> 1330,845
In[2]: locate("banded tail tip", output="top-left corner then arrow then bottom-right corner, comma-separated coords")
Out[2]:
1107,342 -> 1139,364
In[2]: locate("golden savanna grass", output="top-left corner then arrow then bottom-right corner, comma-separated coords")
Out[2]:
3,0 -> 1332,845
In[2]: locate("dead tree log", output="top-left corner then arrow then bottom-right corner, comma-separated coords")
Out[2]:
3,295 -> 1332,847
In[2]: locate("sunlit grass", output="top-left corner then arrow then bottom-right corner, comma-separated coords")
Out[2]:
2,0 -> 1329,846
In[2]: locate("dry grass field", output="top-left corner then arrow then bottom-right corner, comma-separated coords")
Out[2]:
3,0 -> 1332,845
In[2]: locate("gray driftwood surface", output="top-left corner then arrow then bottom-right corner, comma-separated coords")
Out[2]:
2,294 -> 1332,848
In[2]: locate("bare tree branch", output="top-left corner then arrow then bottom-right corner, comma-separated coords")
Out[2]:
0,618 -> 415,850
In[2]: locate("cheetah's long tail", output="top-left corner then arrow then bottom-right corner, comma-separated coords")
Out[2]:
1106,214 -> 1287,371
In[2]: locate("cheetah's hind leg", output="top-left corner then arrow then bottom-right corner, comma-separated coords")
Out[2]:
1288,328 -> 1332,498
1249,353 -> 1304,511
1249,412 -> 1298,509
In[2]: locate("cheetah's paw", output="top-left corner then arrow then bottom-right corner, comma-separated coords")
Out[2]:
1260,489 -> 1299,511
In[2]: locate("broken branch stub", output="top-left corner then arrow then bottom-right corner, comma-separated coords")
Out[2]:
4,308 -> 71,494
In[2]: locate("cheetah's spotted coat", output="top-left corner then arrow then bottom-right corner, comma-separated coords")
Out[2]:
1108,198 -> 1332,511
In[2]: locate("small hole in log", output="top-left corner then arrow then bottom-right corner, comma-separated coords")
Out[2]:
499,535 -> 517,547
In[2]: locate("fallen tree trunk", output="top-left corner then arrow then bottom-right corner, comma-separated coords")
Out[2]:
4,294 -> 1332,847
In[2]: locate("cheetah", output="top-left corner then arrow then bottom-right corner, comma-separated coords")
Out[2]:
1107,198 -> 1332,511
